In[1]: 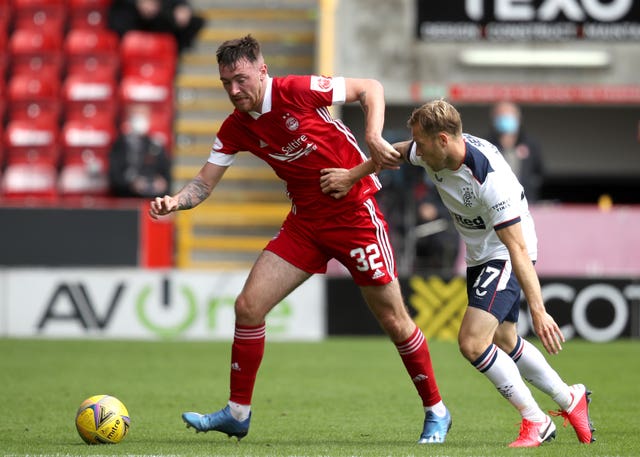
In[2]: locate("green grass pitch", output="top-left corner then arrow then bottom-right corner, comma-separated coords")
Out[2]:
1,337 -> 638,456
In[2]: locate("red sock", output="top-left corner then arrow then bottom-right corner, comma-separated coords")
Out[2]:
396,327 -> 442,407
229,323 -> 266,405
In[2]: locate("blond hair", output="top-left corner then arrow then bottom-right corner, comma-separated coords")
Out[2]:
408,99 -> 463,137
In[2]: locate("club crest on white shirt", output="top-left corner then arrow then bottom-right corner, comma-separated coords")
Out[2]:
310,75 -> 332,92
462,186 -> 474,207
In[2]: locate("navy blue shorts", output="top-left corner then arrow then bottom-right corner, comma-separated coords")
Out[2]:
466,259 -> 521,323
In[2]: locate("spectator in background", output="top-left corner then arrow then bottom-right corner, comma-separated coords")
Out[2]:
109,104 -> 172,198
487,101 -> 544,203
108,0 -> 204,52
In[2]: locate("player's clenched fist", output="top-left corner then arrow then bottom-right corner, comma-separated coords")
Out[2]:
149,195 -> 178,219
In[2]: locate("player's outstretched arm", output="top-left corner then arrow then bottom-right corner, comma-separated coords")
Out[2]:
149,162 -> 228,219
320,140 -> 414,199
496,222 -> 565,355
344,78 -> 401,170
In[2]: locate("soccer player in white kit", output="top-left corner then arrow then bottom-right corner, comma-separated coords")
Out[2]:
320,99 -> 595,448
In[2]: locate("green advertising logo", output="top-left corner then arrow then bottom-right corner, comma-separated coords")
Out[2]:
136,284 -> 198,339
136,278 -> 293,339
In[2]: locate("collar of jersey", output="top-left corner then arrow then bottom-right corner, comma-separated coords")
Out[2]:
248,76 -> 273,119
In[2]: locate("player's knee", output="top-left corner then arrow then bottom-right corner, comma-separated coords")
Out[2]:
234,293 -> 263,325
377,313 -> 409,342
458,334 -> 483,362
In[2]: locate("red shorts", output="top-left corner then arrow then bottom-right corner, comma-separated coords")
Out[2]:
265,197 -> 397,286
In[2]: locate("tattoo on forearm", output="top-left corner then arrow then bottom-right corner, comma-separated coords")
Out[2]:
177,177 -> 211,210
359,90 -> 368,114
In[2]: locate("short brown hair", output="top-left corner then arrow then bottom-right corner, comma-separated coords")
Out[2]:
216,35 -> 262,68
408,99 -> 462,137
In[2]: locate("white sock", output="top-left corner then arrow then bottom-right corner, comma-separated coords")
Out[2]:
473,344 -> 546,422
510,336 -> 572,410
425,400 -> 447,417
228,401 -> 251,422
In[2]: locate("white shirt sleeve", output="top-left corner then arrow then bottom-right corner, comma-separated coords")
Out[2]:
207,137 -> 236,166
331,76 -> 346,105
407,141 -> 423,167
481,173 -> 522,228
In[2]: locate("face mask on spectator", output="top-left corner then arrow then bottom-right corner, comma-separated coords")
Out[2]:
494,114 -> 519,134
130,114 -> 150,135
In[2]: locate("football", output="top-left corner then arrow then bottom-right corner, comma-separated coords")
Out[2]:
75,394 -> 130,444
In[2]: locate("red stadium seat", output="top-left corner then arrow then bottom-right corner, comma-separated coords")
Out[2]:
0,31 -> 7,79
4,119 -> 59,162
58,119 -> 115,195
9,28 -> 64,79
0,120 -> 4,171
119,77 -> 174,150
0,3 -> 11,37
64,28 -> 120,79
61,118 -> 115,158
7,73 -> 62,123
62,73 -> 118,122
0,78 -> 5,130
2,119 -> 59,198
119,75 -> 173,105
119,103 -> 174,151
144,108 -> 174,150
120,31 -> 177,84
11,0 -> 67,35
0,0 -> 12,46
67,0 -> 112,29
2,161 -> 59,198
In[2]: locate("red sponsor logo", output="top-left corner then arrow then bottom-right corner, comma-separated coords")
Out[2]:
410,83 -> 640,104
317,76 -> 331,90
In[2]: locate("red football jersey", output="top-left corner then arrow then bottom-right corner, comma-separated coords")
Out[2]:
208,75 -> 381,219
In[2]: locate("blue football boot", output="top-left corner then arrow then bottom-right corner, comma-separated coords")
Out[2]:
182,405 -> 251,440
418,408 -> 452,444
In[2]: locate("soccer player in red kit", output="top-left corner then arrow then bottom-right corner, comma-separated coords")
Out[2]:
149,35 -> 451,444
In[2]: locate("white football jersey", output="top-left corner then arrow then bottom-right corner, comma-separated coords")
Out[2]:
408,133 -> 537,266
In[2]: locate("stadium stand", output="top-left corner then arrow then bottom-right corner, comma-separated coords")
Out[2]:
120,30 -> 177,84
7,73 -> 62,124
58,118 -> 115,196
62,73 -> 118,124
0,0 -> 179,201
0,30 -> 7,81
172,1 -> 317,269
118,31 -> 177,150
2,118 -> 59,198
119,74 -> 174,150
67,0 -> 111,30
12,0 -> 67,35
64,28 -> 120,79
1,0 -> 318,270
8,28 -> 64,80
0,1 -> 11,34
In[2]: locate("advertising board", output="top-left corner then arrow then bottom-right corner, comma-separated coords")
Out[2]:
1,269 -> 325,341
416,0 -> 640,41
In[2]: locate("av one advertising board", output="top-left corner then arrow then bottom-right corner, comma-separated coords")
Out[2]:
1,269 -> 325,341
